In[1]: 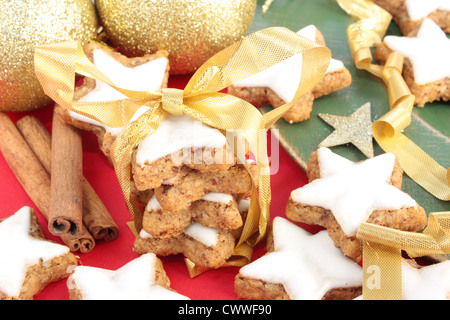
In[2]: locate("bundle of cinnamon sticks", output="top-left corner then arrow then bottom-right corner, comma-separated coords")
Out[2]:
0,109 -> 119,253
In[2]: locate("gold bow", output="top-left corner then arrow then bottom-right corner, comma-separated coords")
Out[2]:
337,0 -> 450,299
34,27 -> 331,272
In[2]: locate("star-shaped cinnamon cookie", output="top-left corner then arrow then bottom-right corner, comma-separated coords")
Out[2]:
132,114 -> 235,191
0,207 -> 78,300
67,253 -> 189,300
56,41 -> 170,158
285,147 -> 428,262
228,25 -> 351,123
235,217 -> 362,300
375,18 -> 450,106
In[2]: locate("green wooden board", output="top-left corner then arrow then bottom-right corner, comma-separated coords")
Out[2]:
247,0 -> 450,216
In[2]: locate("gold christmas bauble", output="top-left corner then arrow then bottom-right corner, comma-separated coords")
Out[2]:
96,0 -> 257,75
0,0 -> 99,112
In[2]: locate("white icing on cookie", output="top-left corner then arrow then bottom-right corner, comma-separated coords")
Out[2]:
290,148 -> 417,236
146,195 -> 162,212
200,192 -> 233,203
239,217 -> 362,299
234,25 -> 344,103
297,25 -> 344,74
383,18 -> 450,85
67,253 -> 189,300
146,192 -> 232,213
184,223 -> 219,248
0,207 -> 70,298
135,114 -> 226,165
139,229 -> 154,239
297,24 -> 317,41
79,49 -> 168,102
162,176 -> 178,185
233,52 -> 303,103
70,48 -> 168,136
238,198 -> 251,213
139,207 -> 219,248
402,260 -> 450,300
405,0 -> 450,21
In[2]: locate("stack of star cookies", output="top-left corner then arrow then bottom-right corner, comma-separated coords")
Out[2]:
55,42 -> 256,269
131,114 -> 255,269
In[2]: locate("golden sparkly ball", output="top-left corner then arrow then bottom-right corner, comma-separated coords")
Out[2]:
96,0 -> 257,75
0,0 -> 99,112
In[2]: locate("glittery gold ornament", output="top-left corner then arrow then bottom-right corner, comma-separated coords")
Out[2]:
0,0 -> 99,112
95,0 -> 257,75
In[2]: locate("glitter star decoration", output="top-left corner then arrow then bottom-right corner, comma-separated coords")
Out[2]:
318,102 -> 374,158
237,217 -> 362,300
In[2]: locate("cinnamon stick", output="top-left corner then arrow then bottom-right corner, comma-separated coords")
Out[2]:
17,115 -> 119,241
49,109 -> 84,237
0,112 -> 95,252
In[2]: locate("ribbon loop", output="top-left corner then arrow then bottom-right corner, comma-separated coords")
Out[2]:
160,88 -> 185,116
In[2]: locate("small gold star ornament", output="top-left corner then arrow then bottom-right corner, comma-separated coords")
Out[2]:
318,102 -> 374,158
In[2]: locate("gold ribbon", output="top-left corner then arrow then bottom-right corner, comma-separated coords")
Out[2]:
358,211 -> 450,299
34,27 -> 331,272
337,0 -> 450,201
337,0 -> 450,299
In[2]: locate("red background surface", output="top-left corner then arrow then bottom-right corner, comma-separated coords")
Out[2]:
0,75 -> 317,300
